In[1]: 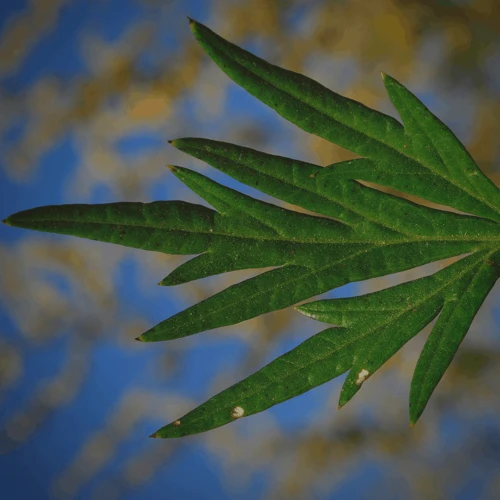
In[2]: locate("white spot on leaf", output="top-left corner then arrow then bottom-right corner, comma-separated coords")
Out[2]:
231,406 -> 244,419
355,369 -> 370,386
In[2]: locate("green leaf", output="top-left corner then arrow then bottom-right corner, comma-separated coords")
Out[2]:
187,20 -> 408,161
153,251 -> 499,438
151,325 -> 356,438
298,252 -> 494,406
4,201 -> 217,255
382,73 -> 500,218
4,18 -> 500,437
335,252 -> 496,409
136,164 -> 496,342
188,20 -> 500,221
409,250 -> 500,425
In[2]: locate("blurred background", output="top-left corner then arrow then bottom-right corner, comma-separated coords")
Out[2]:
1,0 -> 500,498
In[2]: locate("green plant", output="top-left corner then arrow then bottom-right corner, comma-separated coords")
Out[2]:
4,18 -> 500,438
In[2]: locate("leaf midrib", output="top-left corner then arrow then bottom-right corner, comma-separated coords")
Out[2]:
34,217 -> 500,246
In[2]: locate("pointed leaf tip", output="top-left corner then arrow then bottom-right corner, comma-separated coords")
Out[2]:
380,71 -> 387,80
166,164 -> 178,173
149,432 -> 159,438
157,273 -> 179,286
409,410 -> 421,428
188,17 -> 200,32
135,335 -> 145,342
2,218 -> 9,225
